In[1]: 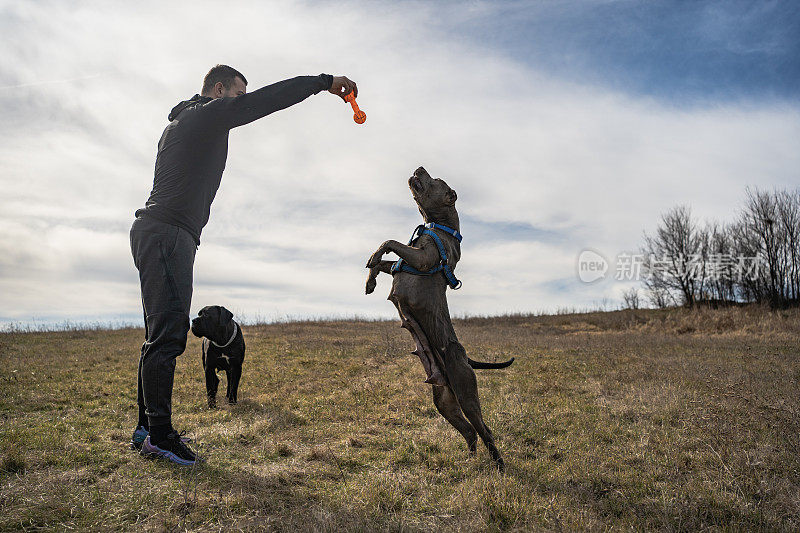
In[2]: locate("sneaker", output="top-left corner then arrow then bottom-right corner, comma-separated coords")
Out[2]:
140,431 -> 200,466
130,426 -> 192,451
130,426 -> 149,450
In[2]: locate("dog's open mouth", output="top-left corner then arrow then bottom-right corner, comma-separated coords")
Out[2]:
409,175 -> 424,194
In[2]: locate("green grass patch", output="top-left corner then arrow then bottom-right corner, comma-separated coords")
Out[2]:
1,308 -> 799,530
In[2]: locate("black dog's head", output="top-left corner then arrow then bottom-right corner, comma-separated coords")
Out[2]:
191,305 -> 235,344
408,166 -> 457,221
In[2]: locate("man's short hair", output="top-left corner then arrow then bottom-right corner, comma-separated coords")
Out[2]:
201,65 -> 248,95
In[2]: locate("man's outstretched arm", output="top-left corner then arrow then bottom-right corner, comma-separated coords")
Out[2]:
207,74 -> 358,129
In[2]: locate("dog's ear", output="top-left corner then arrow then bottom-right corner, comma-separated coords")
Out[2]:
217,307 -> 234,326
445,188 -> 457,206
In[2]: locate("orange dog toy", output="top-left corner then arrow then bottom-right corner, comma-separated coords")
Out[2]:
344,92 -> 366,124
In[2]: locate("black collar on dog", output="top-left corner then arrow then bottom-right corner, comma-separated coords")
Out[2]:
211,322 -> 239,348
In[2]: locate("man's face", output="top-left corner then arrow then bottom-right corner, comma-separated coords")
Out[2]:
216,76 -> 247,98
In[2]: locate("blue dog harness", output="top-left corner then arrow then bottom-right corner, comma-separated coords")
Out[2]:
391,222 -> 463,290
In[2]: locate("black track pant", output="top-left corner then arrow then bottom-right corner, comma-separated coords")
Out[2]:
130,216 -> 196,427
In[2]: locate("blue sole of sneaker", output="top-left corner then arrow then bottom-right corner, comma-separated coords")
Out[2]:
141,448 -> 196,466
131,431 -> 190,452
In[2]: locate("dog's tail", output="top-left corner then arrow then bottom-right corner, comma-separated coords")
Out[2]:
467,357 -> 515,369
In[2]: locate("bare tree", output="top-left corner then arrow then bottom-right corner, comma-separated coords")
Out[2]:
743,188 -> 781,305
641,205 -> 706,307
739,188 -> 800,307
622,287 -> 640,309
729,219 -> 765,303
637,188 -> 799,308
645,284 -> 673,309
776,190 -> 800,302
704,222 -> 737,304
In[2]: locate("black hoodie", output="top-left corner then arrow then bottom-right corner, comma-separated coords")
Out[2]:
135,74 -> 333,245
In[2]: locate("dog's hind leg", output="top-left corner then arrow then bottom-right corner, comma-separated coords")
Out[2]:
443,341 -> 505,471
432,385 -> 478,454
391,298 -> 446,386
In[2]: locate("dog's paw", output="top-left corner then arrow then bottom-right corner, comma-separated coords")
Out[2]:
365,251 -> 383,268
207,397 -> 217,409
365,277 -> 377,294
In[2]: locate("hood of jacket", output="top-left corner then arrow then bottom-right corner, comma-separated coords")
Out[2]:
168,94 -> 213,121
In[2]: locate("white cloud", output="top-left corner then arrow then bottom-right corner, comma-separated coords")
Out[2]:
0,0 -> 798,325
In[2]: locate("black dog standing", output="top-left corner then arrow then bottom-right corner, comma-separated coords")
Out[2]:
190,306 -> 245,408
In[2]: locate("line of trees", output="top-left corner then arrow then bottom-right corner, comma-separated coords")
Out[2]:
638,188 -> 800,309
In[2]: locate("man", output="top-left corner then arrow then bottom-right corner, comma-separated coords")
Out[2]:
129,65 -> 358,465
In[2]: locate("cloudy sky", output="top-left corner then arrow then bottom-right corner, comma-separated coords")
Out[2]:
1,0 -> 798,327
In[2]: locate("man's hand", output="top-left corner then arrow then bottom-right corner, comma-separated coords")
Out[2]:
329,76 -> 358,101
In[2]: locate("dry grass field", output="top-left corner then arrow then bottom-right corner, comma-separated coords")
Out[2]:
1,306 -> 800,531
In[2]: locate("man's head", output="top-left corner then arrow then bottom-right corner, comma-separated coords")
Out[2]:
201,64 -> 248,98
